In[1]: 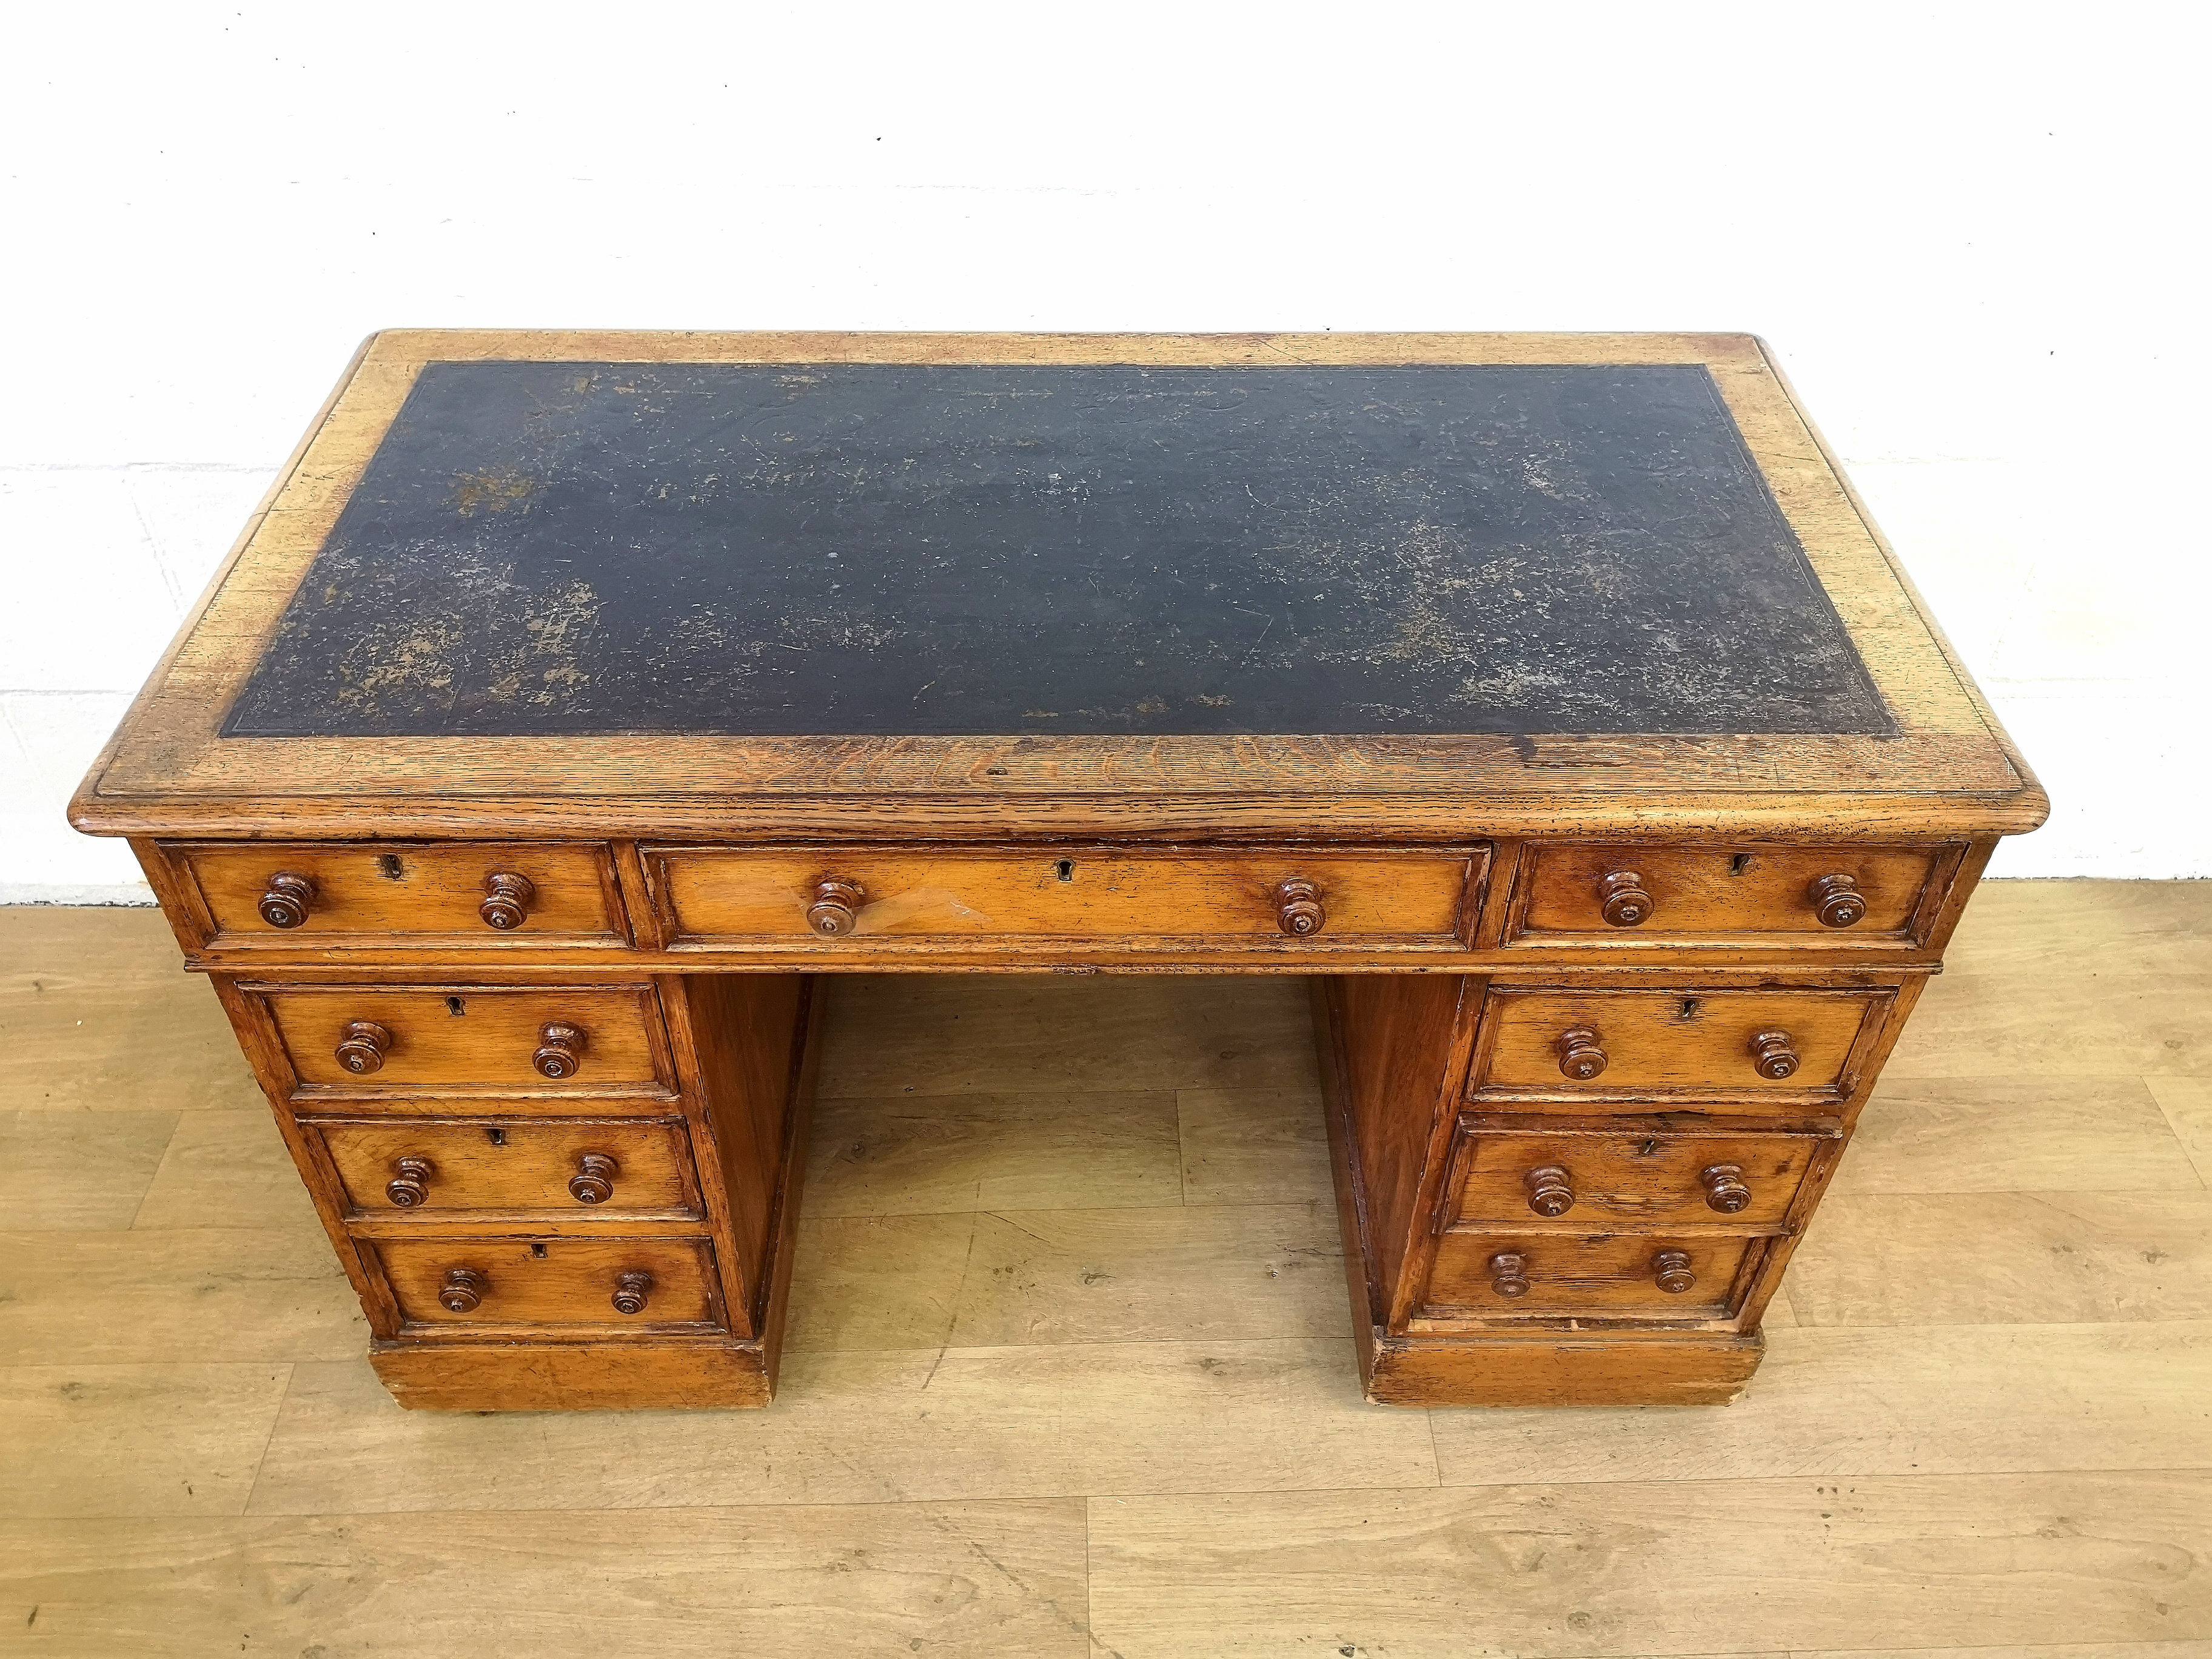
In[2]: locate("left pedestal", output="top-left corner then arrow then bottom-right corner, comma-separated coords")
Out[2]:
212,971 -> 820,1410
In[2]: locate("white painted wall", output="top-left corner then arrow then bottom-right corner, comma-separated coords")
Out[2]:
4,2 -> 2204,898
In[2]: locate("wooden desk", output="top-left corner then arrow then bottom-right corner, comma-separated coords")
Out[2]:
71,332 -> 2045,1410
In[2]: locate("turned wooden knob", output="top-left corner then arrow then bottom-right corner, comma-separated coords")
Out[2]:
257,871 -> 316,929
569,1152 -> 620,1204
1700,1162 -> 1752,1213
1597,870 -> 1653,928
335,1020 -> 391,1075
479,871 -> 536,930
1749,1028 -> 1800,1080
384,1156 -> 434,1208
1274,878 -> 1326,938
1556,1025 -> 1608,1081
1652,1250 -> 1696,1294
439,1266 -> 488,1313
1489,1251 -> 1530,1298
806,877 -> 865,937
612,1270 -> 654,1316
1524,1165 -> 1575,1216
1808,873 -> 1866,928
532,1021 -> 587,1079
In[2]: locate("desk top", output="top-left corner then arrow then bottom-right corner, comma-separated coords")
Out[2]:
75,332 -> 2043,841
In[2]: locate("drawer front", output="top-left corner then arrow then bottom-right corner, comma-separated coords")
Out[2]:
1470,987 -> 1889,1102
178,842 -> 625,944
1441,1118 -> 1835,1230
1424,1232 -> 1758,1321
314,1118 -> 695,1219
1510,843 -> 1952,946
647,845 -> 1484,947
264,985 -> 671,1094
374,1236 -> 718,1330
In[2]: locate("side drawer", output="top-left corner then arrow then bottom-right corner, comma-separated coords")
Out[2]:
1421,1232 -> 1761,1324
1467,986 -> 1894,1105
645,845 -> 1486,948
309,1116 -> 698,1222
1438,1114 -> 1840,1232
1506,842 -> 1959,948
259,984 -> 674,1096
171,841 -> 628,947
371,1236 -> 720,1332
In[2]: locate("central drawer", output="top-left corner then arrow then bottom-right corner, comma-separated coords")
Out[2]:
645,845 -> 1486,948
371,1236 -> 720,1332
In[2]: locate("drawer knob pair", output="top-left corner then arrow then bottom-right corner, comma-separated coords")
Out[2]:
1594,867 -> 1868,928
1485,1249 -> 1697,1297
1552,1024 -> 1801,1082
256,869 -> 538,929
382,1153 -> 620,1207
436,1265 -> 655,1316
1518,1162 -> 1753,1216
802,873 -> 1332,939
330,1019 -> 589,1079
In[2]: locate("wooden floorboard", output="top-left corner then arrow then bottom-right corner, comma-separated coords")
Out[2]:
1,881 -> 2207,1657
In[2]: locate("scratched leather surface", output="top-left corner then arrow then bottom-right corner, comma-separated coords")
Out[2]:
222,362 -> 1891,739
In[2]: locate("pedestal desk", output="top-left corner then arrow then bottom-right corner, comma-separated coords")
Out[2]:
72,331 -> 2045,1410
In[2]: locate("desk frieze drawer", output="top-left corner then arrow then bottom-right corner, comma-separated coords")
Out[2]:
1506,842 -> 1963,948
255,984 -> 677,1098
645,845 -> 1486,949
1467,985 -> 1895,1106
370,1236 -> 722,1333
166,841 -> 631,948
1419,1232 -> 1763,1325
1438,1114 -> 1840,1232
309,1116 -> 698,1222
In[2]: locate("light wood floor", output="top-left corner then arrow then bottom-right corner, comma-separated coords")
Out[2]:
2,882 -> 2210,1657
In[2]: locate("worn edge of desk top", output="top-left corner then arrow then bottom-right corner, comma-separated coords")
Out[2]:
71,330 -> 2046,843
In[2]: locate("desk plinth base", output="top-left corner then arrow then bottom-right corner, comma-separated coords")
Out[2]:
372,1336 -> 776,1411
1355,1326 -> 1761,1407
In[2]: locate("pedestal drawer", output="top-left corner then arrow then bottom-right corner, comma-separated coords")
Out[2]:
1439,1116 -> 1838,1231
1422,1232 -> 1760,1323
260,984 -> 673,1095
1467,985 -> 1893,1104
372,1236 -> 719,1332
313,1117 -> 697,1221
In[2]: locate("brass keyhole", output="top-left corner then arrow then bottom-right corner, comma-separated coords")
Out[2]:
484,1125 -> 506,1147
446,997 -> 466,1016
1056,860 -> 1075,882
1680,998 -> 1700,1020
378,854 -> 404,879
1729,853 -> 1753,876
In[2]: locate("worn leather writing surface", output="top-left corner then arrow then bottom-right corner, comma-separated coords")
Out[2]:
221,362 -> 1891,738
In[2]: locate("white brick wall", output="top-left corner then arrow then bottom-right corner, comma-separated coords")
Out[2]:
2,6 -> 2204,892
